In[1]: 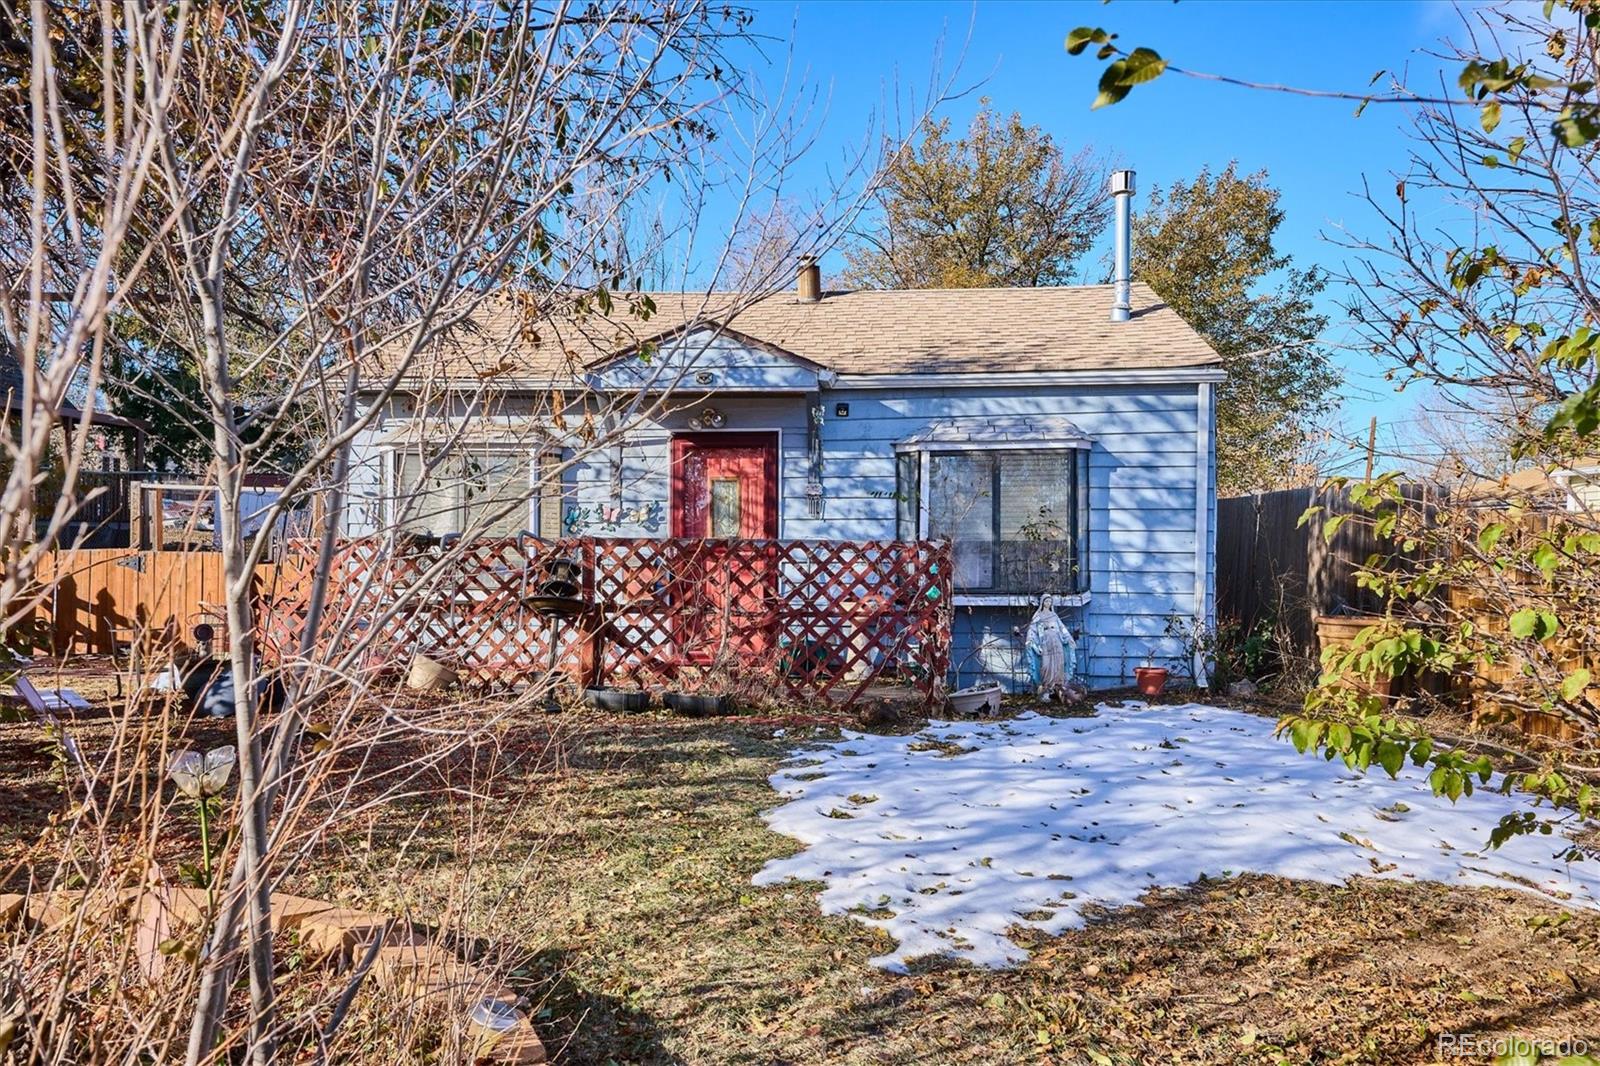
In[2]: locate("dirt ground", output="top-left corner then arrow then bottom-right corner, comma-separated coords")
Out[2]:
3,663 -> 1599,1064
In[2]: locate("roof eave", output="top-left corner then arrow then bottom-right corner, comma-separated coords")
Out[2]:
834,365 -> 1227,389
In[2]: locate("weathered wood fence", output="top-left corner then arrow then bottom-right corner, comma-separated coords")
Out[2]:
31,548 -> 282,655
260,536 -> 953,706
1216,485 -> 1435,657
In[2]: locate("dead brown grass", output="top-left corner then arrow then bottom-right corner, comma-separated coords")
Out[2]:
3,666 -> 1599,1063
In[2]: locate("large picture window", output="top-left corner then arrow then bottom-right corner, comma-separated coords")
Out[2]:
915,449 -> 1089,596
394,448 -> 560,537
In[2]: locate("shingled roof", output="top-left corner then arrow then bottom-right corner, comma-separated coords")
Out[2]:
401,280 -> 1220,384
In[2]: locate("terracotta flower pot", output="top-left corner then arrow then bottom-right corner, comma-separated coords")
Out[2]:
1134,666 -> 1168,697
406,653 -> 458,692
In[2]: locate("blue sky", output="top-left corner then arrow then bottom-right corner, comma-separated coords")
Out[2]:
745,0 -> 1470,470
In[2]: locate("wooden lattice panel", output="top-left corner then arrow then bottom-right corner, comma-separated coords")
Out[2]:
259,537 -> 952,707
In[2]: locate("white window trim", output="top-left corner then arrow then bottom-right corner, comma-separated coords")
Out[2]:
893,439 -> 1092,454
1193,383 -> 1214,686
955,592 -> 1091,608
900,441 -> 1093,608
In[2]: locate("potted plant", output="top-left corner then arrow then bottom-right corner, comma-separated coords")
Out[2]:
1133,660 -> 1168,697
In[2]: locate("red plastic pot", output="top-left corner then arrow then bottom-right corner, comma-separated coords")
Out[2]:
1134,666 -> 1169,697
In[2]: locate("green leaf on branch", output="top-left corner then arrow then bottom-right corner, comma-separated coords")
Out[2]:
1327,722 -> 1352,752
1555,104 -> 1600,147
1482,99 -> 1502,132
1411,736 -> 1433,766
1065,27 -> 1112,56
1509,608 -> 1560,641
1560,668 -> 1592,702
1547,382 -> 1600,438
1092,47 -> 1167,109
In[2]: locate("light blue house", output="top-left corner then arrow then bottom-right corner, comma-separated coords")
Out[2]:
348,184 -> 1223,690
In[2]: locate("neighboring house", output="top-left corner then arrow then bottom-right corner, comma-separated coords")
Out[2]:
0,347 -> 151,547
346,179 -> 1224,690
1464,463 -> 1600,515
1556,461 -> 1600,513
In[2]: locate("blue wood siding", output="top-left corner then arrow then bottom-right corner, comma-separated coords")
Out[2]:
806,384 -> 1212,691
588,329 -> 821,392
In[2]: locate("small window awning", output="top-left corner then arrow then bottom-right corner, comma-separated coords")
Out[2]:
893,415 -> 1093,451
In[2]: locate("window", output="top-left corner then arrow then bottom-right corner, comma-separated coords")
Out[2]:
910,449 -> 1089,595
394,448 -> 560,537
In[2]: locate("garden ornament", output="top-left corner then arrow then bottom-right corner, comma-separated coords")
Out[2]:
167,745 -> 237,799
1024,594 -> 1079,702
167,745 -> 237,885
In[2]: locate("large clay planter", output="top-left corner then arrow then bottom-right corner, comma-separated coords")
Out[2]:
406,653 -> 458,693
1314,615 -> 1395,699
1134,666 -> 1168,697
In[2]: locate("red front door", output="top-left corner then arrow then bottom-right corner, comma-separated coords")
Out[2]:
671,432 -> 779,538
669,433 -> 780,664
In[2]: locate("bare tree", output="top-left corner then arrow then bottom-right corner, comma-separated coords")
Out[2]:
0,1 -> 948,1062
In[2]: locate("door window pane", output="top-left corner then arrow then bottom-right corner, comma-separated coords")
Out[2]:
710,477 -> 741,537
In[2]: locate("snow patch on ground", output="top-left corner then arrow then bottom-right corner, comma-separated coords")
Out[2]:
753,702 -> 1600,971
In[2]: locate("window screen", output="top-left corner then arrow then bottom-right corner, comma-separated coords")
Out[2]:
538,451 -> 566,538
928,453 -> 995,589
461,452 -> 528,537
997,452 -> 1077,593
395,450 -> 462,536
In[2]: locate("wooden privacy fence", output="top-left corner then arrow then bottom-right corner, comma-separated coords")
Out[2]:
31,548 -> 283,655
1445,511 -> 1599,739
259,536 -> 953,707
1217,484 -> 1437,657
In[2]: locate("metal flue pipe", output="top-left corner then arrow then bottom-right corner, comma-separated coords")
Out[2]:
1110,169 -> 1135,323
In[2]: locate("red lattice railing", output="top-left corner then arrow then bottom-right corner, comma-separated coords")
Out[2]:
259,537 -> 952,708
